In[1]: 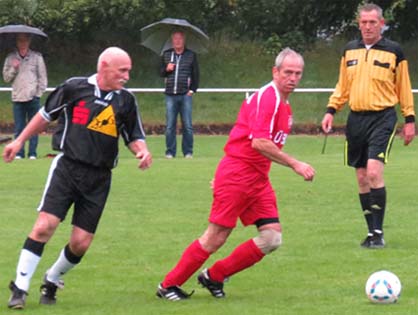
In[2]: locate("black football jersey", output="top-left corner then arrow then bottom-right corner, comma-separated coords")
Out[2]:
40,75 -> 146,169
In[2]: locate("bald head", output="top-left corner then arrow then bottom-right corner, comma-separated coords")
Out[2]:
97,47 -> 132,91
97,47 -> 130,72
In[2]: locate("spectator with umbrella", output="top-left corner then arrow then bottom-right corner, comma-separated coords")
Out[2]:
1,25 -> 48,160
141,18 -> 208,159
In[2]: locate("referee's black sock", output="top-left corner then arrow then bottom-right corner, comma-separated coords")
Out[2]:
359,193 -> 373,234
370,187 -> 386,234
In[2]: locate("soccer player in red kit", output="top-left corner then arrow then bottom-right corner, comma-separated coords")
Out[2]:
157,48 -> 315,300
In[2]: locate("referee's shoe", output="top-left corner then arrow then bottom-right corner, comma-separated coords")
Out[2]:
361,232 -> 385,249
369,232 -> 385,249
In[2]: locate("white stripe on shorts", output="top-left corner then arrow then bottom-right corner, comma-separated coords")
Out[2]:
37,153 -> 64,211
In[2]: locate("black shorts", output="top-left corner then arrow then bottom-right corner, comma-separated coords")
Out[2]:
345,107 -> 397,168
38,154 -> 112,233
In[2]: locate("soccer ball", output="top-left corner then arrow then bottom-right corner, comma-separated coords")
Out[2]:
365,270 -> 402,304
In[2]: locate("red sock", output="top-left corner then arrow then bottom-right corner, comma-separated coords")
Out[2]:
208,239 -> 265,283
162,240 -> 210,288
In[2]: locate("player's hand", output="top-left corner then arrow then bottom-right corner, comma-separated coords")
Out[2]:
402,122 -> 415,146
136,150 -> 152,170
293,161 -> 315,181
210,178 -> 215,190
2,140 -> 23,163
321,113 -> 334,134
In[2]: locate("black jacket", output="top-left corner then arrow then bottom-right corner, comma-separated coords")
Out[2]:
160,48 -> 199,95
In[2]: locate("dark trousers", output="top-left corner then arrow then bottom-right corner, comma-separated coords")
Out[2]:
13,97 -> 40,157
165,94 -> 193,156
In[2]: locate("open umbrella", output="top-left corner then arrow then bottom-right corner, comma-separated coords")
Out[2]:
141,18 -> 209,55
0,24 -> 48,52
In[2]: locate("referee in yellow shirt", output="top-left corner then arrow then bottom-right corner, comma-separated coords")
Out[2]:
322,3 -> 415,249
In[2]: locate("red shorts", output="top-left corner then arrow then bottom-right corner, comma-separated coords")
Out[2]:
209,156 -> 279,228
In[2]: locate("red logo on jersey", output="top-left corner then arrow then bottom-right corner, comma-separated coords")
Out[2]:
72,100 -> 90,125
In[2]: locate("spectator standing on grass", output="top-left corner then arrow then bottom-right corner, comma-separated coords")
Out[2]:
156,48 -> 315,301
321,3 -> 415,248
160,30 -> 199,159
3,47 -> 152,310
2,33 -> 47,159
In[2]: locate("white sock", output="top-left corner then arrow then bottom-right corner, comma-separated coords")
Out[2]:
15,249 -> 41,292
46,249 -> 76,284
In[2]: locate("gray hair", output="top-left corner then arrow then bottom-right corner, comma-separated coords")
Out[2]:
171,30 -> 185,37
358,3 -> 383,19
275,47 -> 304,69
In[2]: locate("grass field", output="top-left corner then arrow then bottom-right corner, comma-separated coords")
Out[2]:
0,135 -> 417,315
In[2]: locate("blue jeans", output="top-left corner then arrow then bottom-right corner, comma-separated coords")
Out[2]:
13,97 -> 40,157
165,94 -> 193,157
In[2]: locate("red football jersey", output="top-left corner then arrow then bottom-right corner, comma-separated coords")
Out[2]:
224,81 -> 293,175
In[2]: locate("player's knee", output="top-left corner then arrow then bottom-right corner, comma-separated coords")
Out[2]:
30,218 -> 57,242
253,229 -> 282,254
367,169 -> 382,184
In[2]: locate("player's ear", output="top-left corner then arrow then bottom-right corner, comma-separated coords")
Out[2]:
272,66 -> 280,79
380,17 -> 385,27
272,66 -> 278,75
99,60 -> 109,71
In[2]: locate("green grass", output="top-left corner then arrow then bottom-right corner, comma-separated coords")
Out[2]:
0,134 -> 417,314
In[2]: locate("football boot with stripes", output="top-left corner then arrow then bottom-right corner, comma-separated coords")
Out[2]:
197,268 -> 225,298
156,283 -> 194,301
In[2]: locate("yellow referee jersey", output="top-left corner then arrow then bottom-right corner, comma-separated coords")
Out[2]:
327,37 -> 415,121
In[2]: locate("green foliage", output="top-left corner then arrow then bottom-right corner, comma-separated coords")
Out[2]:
263,34 -> 283,56
1,0 -> 416,56
0,0 -> 39,25
387,0 -> 418,40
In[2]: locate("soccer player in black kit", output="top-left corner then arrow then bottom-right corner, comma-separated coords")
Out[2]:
3,47 -> 152,309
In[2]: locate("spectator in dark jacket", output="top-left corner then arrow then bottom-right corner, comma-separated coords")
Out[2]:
160,31 -> 199,158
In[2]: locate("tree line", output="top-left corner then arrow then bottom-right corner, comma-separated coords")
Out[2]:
0,0 -> 416,55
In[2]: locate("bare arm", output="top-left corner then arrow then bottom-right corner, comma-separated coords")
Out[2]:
3,112 -> 49,162
128,139 -> 152,170
252,138 -> 315,181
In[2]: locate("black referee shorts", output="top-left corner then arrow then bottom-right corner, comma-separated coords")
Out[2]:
345,107 -> 397,168
38,154 -> 112,233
